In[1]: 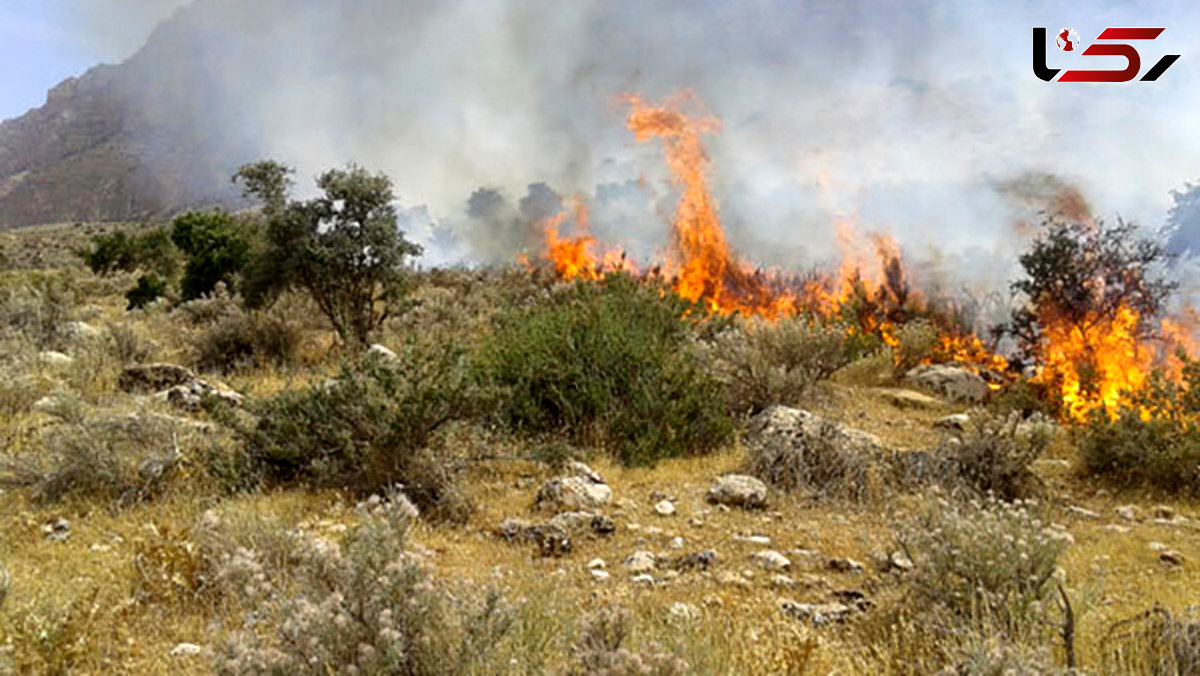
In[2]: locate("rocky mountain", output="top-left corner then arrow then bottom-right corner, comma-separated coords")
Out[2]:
0,1 -> 266,228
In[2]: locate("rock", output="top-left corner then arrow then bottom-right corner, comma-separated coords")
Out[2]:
1160,550 -> 1185,567
163,379 -> 243,411
743,406 -> 884,496
1153,505 -> 1177,520
654,500 -> 676,516
623,550 -> 657,575
1103,524 -> 1132,534
878,388 -> 942,409
716,571 -> 750,588
567,461 -> 604,485
880,551 -> 913,573
119,363 -> 197,393
170,643 -> 204,658
548,511 -> 597,532
529,525 -> 571,557
42,517 -> 70,542
1115,505 -> 1140,522
827,557 -> 864,574
672,550 -> 717,572
734,534 -> 772,545
536,475 -> 612,512
752,550 -> 792,571
365,343 -> 399,363
769,574 -> 797,589
631,574 -> 656,585
1067,505 -> 1101,520
38,351 -> 74,367
706,474 -> 768,509
1149,542 -> 1168,552
781,600 -> 854,625
934,413 -> 971,431
590,569 -> 610,581
669,536 -> 685,549
496,518 -> 534,542
587,558 -> 606,570
63,321 -> 103,341
903,364 -> 988,404
668,602 -> 700,624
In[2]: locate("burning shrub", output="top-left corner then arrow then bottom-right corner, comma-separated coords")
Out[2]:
1079,356 -> 1200,495
702,316 -> 850,416
231,339 -> 475,521
477,273 -> 733,467
998,217 -> 1177,420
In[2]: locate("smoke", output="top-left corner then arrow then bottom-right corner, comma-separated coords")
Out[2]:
81,0 -> 1200,292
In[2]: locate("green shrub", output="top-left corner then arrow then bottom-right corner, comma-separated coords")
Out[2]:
233,340 -> 475,521
170,211 -> 252,301
125,273 -> 168,310
478,274 -> 733,466
1079,357 -> 1200,495
80,228 -> 178,278
893,319 -> 938,376
702,316 -> 850,415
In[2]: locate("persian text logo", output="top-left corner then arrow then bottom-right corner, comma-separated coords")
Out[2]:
1033,27 -> 1180,82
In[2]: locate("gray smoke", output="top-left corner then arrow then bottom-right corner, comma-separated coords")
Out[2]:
71,0 -> 1200,287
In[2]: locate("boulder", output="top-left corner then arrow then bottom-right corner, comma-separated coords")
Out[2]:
623,550 -> 657,575
744,406 -> 883,498
877,388 -> 941,409
903,364 -> 988,403
752,550 -> 791,571
536,475 -> 612,512
706,474 -> 768,509
162,379 -> 244,410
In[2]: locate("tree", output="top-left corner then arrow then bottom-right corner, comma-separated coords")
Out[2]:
999,217 -> 1176,360
234,161 -> 423,346
170,211 -> 251,301
80,228 -> 178,278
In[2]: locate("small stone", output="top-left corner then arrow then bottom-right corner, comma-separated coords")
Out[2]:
170,643 -> 204,658
587,558 -> 606,570
89,543 -> 112,553
630,574 -> 656,585
1067,505 -> 1101,520
624,550 -> 657,574
654,500 -> 676,516
38,351 -> 74,367
669,536 -> 685,550
735,534 -> 772,546
1149,542 -> 1168,552
365,343 -> 399,363
716,571 -> 749,588
590,569 -> 611,581
752,550 -> 791,571
1153,505 -> 1177,521
934,413 -> 971,430
1115,505 -> 1140,522
780,600 -> 854,625
672,550 -> 717,572
886,551 -> 913,573
42,517 -> 70,542
1160,550 -> 1185,567
827,557 -> 864,574
1103,524 -> 1131,534
769,574 -> 797,589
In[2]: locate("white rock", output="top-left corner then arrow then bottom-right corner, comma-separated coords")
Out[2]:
590,569 -> 611,581
623,550 -> 657,574
903,364 -> 988,403
38,351 -> 74,367
631,574 -> 656,585
365,343 -> 399,363
587,558 -> 606,570
1067,505 -> 1101,520
654,500 -> 676,516
734,534 -> 772,546
669,536 -> 685,550
1115,505 -> 1140,522
752,550 -> 792,571
170,643 -> 204,657
537,476 -> 612,512
706,474 -> 768,509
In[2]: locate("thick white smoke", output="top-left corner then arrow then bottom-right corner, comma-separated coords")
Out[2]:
71,0 -> 1200,285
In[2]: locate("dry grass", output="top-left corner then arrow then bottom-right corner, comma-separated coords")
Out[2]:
1,222 -> 1200,675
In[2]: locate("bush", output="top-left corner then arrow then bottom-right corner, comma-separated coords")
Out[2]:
702,316 -> 850,416
562,605 -> 690,676
0,272 -> 80,349
893,319 -> 937,376
171,211 -> 252,301
478,274 -> 733,466
232,340 -> 475,520
80,228 -> 178,278
1079,357 -> 1200,495
191,300 -> 302,373
0,414 -> 186,506
899,494 -> 1067,639
216,492 -> 513,676
125,273 -> 168,310
946,413 -> 1048,500
1102,605 -> 1200,676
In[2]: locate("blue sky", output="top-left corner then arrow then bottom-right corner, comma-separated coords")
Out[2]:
0,0 -> 186,121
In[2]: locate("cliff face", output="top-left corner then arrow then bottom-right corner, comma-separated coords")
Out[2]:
0,1 -> 264,228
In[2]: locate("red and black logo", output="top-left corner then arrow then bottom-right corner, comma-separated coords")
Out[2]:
1033,27 -> 1180,82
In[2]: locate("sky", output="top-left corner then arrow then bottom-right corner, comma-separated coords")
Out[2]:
0,0 -> 187,121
